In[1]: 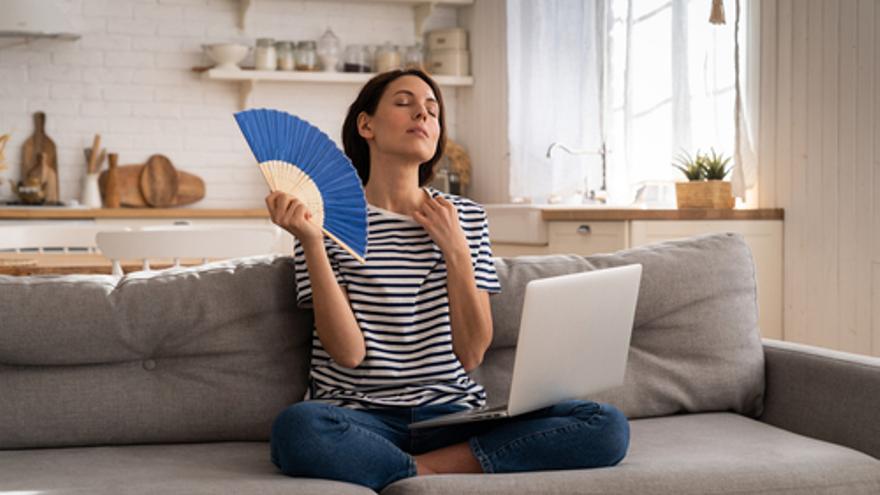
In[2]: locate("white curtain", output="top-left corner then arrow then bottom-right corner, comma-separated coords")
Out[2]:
506,0 -> 603,204
507,0 -> 757,205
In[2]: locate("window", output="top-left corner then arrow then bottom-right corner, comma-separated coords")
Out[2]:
507,0 -> 751,206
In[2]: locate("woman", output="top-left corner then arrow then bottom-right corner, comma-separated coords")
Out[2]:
265,69 -> 629,491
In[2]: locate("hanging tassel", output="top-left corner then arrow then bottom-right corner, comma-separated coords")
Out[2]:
709,0 -> 726,24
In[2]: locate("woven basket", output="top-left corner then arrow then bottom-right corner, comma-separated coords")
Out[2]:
675,180 -> 734,209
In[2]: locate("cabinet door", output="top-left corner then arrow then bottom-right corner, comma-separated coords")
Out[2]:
547,221 -> 628,256
630,220 -> 783,340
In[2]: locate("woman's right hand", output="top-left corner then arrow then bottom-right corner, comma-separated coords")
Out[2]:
265,191 -> 323,243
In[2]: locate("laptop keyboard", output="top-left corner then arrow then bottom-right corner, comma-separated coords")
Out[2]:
476,404 -> 507,413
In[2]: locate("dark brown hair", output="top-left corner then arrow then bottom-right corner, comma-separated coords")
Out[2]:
342,69 -> 446,187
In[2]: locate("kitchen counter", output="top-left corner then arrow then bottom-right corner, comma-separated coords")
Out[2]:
538,207 -> 784,221
0,206 -> 783,220
0,208 -> 269,219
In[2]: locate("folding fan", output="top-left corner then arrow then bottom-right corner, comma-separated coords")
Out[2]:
234,108 -> 368,264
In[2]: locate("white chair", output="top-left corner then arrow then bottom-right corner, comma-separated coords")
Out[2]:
95,224 -> 283,277
0,223 -> 101,253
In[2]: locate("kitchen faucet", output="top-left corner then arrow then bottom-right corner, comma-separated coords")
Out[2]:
545,142 -> 608,204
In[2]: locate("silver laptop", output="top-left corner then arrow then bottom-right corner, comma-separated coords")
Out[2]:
408,263 -> 642,429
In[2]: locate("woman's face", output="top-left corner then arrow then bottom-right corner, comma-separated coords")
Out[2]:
359,75 -> 441,164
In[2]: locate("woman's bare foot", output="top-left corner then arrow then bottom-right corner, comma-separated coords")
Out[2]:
415,459 -> 437,475
414,441 -> 483,475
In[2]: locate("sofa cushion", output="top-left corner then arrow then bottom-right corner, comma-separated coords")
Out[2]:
0,256 -> 312,449
381,413 -> 880,495
0,442 -> 373,495
471,232 -> 765,419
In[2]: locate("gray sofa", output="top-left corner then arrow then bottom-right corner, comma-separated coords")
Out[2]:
1,232 -> 878,494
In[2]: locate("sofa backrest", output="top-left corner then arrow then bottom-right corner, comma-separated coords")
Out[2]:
0,232 -> 764,449
0,257 -> 311,449
470,231 -> 765,420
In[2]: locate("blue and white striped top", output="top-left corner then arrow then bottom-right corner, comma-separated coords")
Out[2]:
292,186 -> 502,410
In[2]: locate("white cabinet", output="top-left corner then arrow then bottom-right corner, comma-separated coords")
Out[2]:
489,221 -> 628,257
491,221 -> 629,257
630,220 -> 783,340
547,221 -> 629,256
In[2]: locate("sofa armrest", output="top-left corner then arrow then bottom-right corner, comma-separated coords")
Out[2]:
759,338 -> 880,459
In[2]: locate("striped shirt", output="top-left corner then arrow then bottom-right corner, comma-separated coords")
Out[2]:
292,186 -> 502,410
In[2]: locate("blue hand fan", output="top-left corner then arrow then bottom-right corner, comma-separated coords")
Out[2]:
234,108 -> 368,264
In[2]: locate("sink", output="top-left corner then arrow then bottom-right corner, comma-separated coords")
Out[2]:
484,203 -> 647,245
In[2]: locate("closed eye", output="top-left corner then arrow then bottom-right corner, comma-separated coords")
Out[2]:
397,101 -> 438,117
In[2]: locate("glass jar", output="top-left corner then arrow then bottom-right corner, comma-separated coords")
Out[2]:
275,41 -> 294,71
317,27 -> 341,72
375,41 -> 401,73
366,44 -> 379,71
403,42 -> 424,70
254,38 -> 277,71
295,41 -> 318,71
343,44 -> 371,73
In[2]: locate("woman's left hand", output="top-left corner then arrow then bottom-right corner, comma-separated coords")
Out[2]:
413,193 -> 470,258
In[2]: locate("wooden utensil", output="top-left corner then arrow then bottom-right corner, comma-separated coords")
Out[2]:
0,134 -> 9,172
174,172 -> 205,205
22,112 -> 58,200
139,154 -> 179,207
100,163 -> 143,206
95,149 -> 106,173
42,152 -> 58,204
104,153 -> 120,208
25,152 -> 59,204
100,164 -> 205,207
87,134 -> 102,174
86,147 -> 106,173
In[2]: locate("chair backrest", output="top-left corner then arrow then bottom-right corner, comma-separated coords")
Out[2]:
95,224 -> 283,276
0,223 -> 100,253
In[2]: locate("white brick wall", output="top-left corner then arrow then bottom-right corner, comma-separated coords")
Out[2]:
0,0 -> 460,208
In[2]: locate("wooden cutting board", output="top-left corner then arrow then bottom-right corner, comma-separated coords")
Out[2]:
140,154 -> 179,207
21,112 -> 58,199
99,162 -> 205,207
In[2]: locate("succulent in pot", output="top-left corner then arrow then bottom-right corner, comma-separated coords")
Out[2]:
672,148 -> 735,209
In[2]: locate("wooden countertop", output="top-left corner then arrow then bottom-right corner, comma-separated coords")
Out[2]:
0,206 -> 784,221
539,207 -> 784,221
0,208 -> 270,219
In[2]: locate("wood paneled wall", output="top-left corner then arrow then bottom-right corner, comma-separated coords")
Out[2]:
758,0 -> 880,356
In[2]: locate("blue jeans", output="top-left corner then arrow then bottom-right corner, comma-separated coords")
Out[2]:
270,399 -> 630,491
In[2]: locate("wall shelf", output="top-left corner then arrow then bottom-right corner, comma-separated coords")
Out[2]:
237,0 -> 474,37
198,67 -> 474,109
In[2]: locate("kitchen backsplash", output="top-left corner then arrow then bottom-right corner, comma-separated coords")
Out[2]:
0,0 -> 460,208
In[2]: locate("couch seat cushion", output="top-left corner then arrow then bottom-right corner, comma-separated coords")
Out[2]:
381,413 -> 880,495
0,441 -> 372,495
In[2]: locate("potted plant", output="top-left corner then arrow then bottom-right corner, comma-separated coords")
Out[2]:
672,148 -> 735,209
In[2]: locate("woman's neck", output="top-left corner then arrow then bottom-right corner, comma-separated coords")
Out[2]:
364,158 -> 428,217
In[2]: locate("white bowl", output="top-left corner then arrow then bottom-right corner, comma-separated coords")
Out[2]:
202,43 -> 250,71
